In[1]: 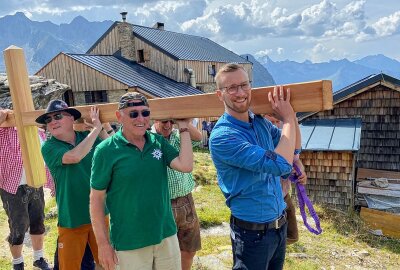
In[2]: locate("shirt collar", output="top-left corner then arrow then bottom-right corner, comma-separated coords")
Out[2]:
224,111 -> 255,128
114,128 -> 152,146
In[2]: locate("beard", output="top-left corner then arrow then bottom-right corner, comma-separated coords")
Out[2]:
224,95 -> 251,114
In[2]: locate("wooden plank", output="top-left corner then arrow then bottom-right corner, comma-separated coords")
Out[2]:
360,207 -> 400,239
358,181 -> 400,191
3,46 -> 46,188
1,80 -> 333,127
357,186 -> 400,197
357,168 -> 400,181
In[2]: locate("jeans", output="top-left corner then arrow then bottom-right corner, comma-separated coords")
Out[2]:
230,221 -> 287,270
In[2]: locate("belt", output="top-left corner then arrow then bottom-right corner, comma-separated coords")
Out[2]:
231,212 -> 287,231
171,193 -> 192,207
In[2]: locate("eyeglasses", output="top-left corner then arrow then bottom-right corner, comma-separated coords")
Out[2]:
220,82 -> 251,95
129,110 -> 151,119
44,113 -> 66,124
161,120 -> 174,124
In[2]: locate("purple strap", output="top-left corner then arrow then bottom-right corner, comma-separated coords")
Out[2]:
289,163 -> 322,235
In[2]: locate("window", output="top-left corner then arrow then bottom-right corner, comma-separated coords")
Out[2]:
208,64 -> 216,76
84,90 -> 108,104
137,49 -> 145,63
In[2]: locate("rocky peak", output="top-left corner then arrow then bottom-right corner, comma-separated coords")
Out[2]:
0,73 -> 70,109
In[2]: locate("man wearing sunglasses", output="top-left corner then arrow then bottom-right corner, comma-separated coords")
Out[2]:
209,63 -> 302,270
0,108 -> 53,270
151,119 -> 202,270
36,99 -> 112,269
90,92 -> 194,270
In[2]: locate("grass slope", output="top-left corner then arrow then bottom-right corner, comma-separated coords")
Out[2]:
0,150 -> 399,269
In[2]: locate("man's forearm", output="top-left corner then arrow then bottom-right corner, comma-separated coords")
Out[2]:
188,123 -> 202,141
294,117 -> 301,150
62,127 -> 102,164
177,131 -> 194,172
90,190 -> 109,246
275,119 -> 296,163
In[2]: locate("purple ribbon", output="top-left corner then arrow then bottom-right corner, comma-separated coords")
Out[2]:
289,163 -> 322,235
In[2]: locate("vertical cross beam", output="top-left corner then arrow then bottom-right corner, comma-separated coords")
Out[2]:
3,45 -> 46,187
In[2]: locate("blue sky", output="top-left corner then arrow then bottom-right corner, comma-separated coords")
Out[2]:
1,0 -> 399,62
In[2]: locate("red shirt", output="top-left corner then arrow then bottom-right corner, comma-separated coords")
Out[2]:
0,127 -> 54,195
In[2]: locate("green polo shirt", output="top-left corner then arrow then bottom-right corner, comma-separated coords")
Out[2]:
41,131 -> 102,228
158,129 -> 200,199
90,129 -> 179,251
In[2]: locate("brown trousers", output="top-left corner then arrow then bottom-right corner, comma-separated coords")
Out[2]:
284,194 -> 299,244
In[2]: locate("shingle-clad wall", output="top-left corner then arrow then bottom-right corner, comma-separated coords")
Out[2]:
308,85 -> 400,171
296,85 -> 400,210
298,151 -> 354,210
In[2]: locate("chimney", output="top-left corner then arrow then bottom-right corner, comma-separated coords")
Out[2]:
184,68 -> 196,88
118,12 -> 136,62
153,22 -> 164,30
120,12 -> 127,22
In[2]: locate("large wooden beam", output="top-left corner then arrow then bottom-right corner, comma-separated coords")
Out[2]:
1,80 -> 333,127
3,46 -> 46,187
360,207 -> 400,239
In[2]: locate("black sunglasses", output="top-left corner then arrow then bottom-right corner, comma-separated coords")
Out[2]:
161,120 -> 174,124
44,113 -> 65,124
129,110 -> 151,119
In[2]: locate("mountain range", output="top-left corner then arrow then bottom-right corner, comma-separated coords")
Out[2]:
0,12 -> 112,73
258,54 -> 400,92
1,12 -> 399,92
241,54 -> 276,87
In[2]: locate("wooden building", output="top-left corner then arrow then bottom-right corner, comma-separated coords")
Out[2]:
298,74 -> 400,210
36,13 -> 252,106
86,21 -> 252,93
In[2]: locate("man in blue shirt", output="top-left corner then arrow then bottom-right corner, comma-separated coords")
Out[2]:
209,63 -> 303,270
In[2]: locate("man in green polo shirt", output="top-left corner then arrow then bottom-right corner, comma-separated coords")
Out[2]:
37,99 -> 113,269
152,119 -> 202,270
90,92 -> 194,270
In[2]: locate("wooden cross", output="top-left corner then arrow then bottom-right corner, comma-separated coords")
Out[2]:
2,46 -> 333,187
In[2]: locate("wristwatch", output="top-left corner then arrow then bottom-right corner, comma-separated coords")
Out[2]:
179,127 -> 189,133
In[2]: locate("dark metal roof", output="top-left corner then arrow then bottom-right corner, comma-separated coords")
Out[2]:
298,73 -> 400,120
132,25 -> 250,63
66,54 -> 203,98
333,73 -> 400,102
300,118 -> 362,151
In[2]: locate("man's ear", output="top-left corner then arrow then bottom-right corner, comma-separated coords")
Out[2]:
116,110 -> 122,122
216,90 -> 223,101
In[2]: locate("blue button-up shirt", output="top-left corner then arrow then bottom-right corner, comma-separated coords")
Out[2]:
209,112 -> 292,223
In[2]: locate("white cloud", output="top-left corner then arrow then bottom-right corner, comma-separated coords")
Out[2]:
180,0 -> 371,42
356,10 -> 400,41
254,47 -> 284,58
181,14 -> 221,34
255,49 -> 273,57
309,43 -> 338,62
70,6 -> 102,12
300,0 -> 338,36
371,10 -> 400,37
27,6 -> 67,16
312,43 -> 328,54
130,1 -> 207,28
299,0 -> 366,38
